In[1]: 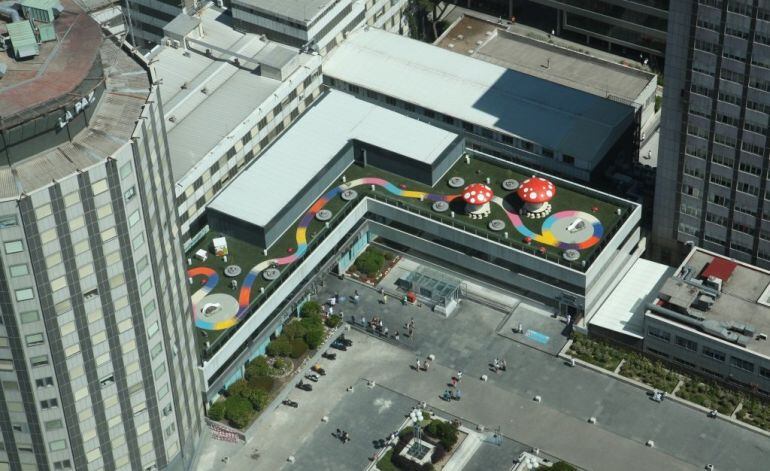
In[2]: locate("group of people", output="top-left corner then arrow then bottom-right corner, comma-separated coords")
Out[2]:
442,370 -> 463,401
335,429 -> 351,443
492,357 -> 507,373
415,357 -> 431,372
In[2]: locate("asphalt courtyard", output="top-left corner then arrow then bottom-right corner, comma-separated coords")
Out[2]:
196,272 -> 770,471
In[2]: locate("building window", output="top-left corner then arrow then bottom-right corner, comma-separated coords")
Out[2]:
9,264 -> 28,277
563,155 -> 575,165
53,460 -> 72,470
702,346 -> 725,362
25,333 -> 44,347
0,215 -> 18,228
701,367 -> 723,378
675,336 -> 698,352
730,356 -> 754,372
647,326 -> 670,342
45,419 -> 63,431
36,377 -> 54,388
40,398 -> 58,410
4,240 -> 23,254
15,288 -> 34,302
124,186 -> 136,202
30,355 -> 49,367
646,347 -> 669,358
760,367 -> 770,379
120,162 -> 133,179
48,439 -> 66,451
673,356 -> 697,369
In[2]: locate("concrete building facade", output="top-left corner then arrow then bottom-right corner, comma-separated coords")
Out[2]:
0,3 -> 202,470
653,0 -> 770,269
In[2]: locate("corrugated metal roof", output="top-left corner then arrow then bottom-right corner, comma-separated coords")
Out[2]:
323,28 -> 635,167
207,90 -> 459,228
7,21 -> 39,59
589,258 -> 674,339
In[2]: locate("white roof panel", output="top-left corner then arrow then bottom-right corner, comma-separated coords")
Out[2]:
208,90 -> 459,228
590,258 -> 675,339
323,28 -> 635,166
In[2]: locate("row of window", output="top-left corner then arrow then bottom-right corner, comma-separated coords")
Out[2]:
649,326 -> 770,377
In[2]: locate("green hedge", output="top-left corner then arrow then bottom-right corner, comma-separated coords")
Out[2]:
551,462 -> 578,471
248,375 -> 274,392
289,338 -> 309,359
224,395 -> 253,429
245,356 -> 271,379
676,379 -> 743,415
569,333 -> 625,371
325,315 -> 342,328
619,353 -> 679,392
737,397 -> 770,431
354,248 -> 387,278
208,400 -> 226,421
300,300 -> 323,318
424,420 -> 458,451
266,336 -> 292,357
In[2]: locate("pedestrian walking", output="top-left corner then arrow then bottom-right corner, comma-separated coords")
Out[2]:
384,327 -> 389,337
361,316 -> 366,327
416,358 -> 421,371
378,319 -> 384,329
457,370 -> 463,381
355,289 -> 359,297
383,294 -> 388,304
424,360 -> 430,371
451,377 -> 457,387
566,314 -> 572,325
394,331 -> 400,341
501,359 -> 507,372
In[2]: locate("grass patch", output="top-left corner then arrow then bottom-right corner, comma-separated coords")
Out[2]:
619,353 -> 679,392
676,379 -> 743,415
736,397 -> 770,431
568,332 -> 626,371
376,449 -> 398,471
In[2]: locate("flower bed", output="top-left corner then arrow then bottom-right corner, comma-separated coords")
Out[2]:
619,353 -> 679,393
568,333 -> 625,371
676,379 -> 743,415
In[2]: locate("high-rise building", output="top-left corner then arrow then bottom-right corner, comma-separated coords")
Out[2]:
653,0 -> 770,268
0,1 -> 202,469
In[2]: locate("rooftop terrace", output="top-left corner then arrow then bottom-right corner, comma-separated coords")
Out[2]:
188,153 -> 634,357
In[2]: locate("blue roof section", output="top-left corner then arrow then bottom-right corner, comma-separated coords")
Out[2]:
323,28 -> 635,167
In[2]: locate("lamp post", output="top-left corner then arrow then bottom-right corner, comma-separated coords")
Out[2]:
409,408 -> 424,456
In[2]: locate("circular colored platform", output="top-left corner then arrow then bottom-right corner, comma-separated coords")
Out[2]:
502,179 -> 519,191
316,209 -> 333,221
263,267 -> 281,281
224,265 -> 242,277
196,293 -> 239,330
488,219 -> 505,231
432,201 -> 449,212
341,189 -> 358,201
448,177 -> 465,188
563,249 -> 581,261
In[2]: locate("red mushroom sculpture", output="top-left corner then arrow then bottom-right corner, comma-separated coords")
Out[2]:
462,183 -> 494,219
518,176 -> 556,218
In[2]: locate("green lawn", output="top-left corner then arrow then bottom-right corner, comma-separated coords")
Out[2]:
376,449 -> 398,471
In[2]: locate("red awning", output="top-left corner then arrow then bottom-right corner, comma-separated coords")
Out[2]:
701,257 -> 737,282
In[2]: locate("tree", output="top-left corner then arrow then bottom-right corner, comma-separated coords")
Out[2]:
304,328 -> 325,350
300,300 -> 323,318
245,356 -> 271,380
208,401 -> 226,421
283,321 -> 307,340
409,0 -> 450,41
224,396 -> 253,429
266,336 -> 292,357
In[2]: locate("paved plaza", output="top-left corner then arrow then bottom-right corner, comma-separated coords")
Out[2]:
196,258 -> 770,471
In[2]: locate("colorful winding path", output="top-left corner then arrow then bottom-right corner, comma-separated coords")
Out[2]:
190,177 -> 604,330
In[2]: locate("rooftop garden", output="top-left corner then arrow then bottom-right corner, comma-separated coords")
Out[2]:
188,154 -> 632,356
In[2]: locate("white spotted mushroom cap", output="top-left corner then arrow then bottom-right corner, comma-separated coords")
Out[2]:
517,176 -> 556,203
462,183 -> 493,205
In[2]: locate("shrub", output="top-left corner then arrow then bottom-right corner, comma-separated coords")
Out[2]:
227,379 -> 251,398
266,336 -> 292,357
300,313 -> 323,329
224,396 -> 253,429
551,461 -> 578,471
245,356 -> 271,379
244,388 -> 269,411
424,420 -> 458,450
300,300 -> 323,318
304,328 -> 325,350
208,401 -> 226,421
325,315 -> 342,328
430,444 -> 447,464
248,375 -> 274,392
390,452 -> 434,471
289,338 -> 309,359
354,248 -> 387,278
273,357 -> 290,373
283,321 -> 307,340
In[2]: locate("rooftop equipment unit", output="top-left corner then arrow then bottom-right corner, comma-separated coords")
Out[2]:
21,0 -> 61,23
